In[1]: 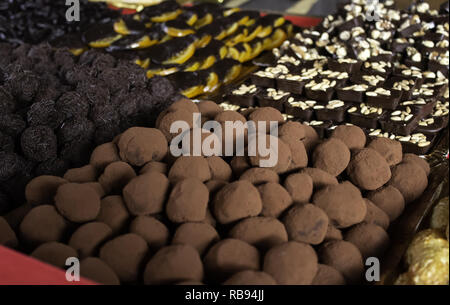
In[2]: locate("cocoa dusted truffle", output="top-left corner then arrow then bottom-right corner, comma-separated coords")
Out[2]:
388,162 -> 428,204
68,222 -> 113,259
301,124 -> 320,153
97,195 -> 130,234
99,233 -> 149,283
140,161 -> 168,175
0,216 -> 18,248
263,241 -> 318,285
367,137 -> 402,167
346,148 -> 392,191
229,216 -> 288,249
239,168 -> 279,185
157,109 -> 194,141
213,180 -> 262,224
25,175 -> 67,205
20,205 -> 68,246
230,156 -> 250,176
123,171 -> 170,216
89,142 -> 120,171
31,242 -> 77,269
402,153 -> 430,176
345,223 -> 389,259
280,135 -> 308,170
118,127 -> 168,166
55,183 -> 101,223
248,135 -> 292,174
283,204 -> 329,245
172,222 -> 219,255
312,138 -> 350,176
205,180 -> 228,195
223,271 -> 277,285
207,156 -> 232,181
319,240 -> 364,283
299,167 -> 338,190
130,216 -> 170,250
168,156 -> 212,183
98,161 -> 136,194
248,107 -> 284,133
367,186 -> 405,221
168,98 -> 200,114
324,225 -> 343,241
258,182 -> 293,218
283,173 -> 314,204
197,100 -> 222,119
84,182 -> 105,198
312,264 -> 346,285
331,125 -> 366,150
278,121 -> 305,141
144,244 -> 204,285
313,181 -> 367,228
204,239 -> 260,283
166,178 -> 209,223
363,199 -> 390,230
63,165 -> 97,183
80,257 -> 120,285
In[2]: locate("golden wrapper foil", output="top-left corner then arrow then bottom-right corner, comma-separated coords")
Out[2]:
89,0 -> 163,11
431,197 -> 449,232
394,272 -> 414,285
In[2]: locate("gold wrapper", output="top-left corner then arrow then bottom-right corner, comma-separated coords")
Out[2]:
431,197 -> 449,232
89,0 -> 163,10
394,273 -> 414,285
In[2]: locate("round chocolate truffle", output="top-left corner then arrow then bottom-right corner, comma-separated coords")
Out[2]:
301,124 -> 320,153
213,180 -> 262,224
318,240 -> 364,283
280,135 -> 308,170
31,242 -> 77,269
97,196 -> 130,234
239,168 -> 279,185
55,183 -> 101,223
299,167 -> 338,190
168,98 -> 200,114
283,173 -> 314,204
363,199 -> 390,230
258,182 -> 293,218
85,182 -> 105,198
68,222 -> 113,259
179,128 -> 222,157
157,108 -> 194,141
25,175 -> 67,205
346,148 -> 392,191
313,181 -> 367,228
140,161 -> 168,175
230,156 -> 250,176
331,125 -> 366,150
402,153 -> 430,176
166,178 -> 209,223
172,222 -> 219,255
229,216 -> 288,249
312,264 -> 346,285
168,156 -> 212,183
283,204 -> 329,245
248,107 -> 284,133
263,241 -> 318,285
223,271 -> 277,285
366,185 -> 405,222
130,216 -> 170,250
89,142 -> 120,171
324,225 -> 343,241
204,239 -> 260,283
345,223 -> 389,259
80,257 -> 120,285
388,162 -> 428,204
197,100 -> 222,118
248,135 -> 292,174
0,216 -> 18,248
20,205 -> 68,247
123,171 -> 170,216
98,161 -> 136,194
278,121 -> 306,141
207,156 -> 232,181
312,138 -> 350,176
63,165 -> 97,183
118,127 -> 168,166
205,180 -> 228,195
367,137 -> 402,167
214,111 -> 247,154
144,244 -> 204,285
99,233 -> 149,283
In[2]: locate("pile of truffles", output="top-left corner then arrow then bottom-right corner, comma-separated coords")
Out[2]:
0,99 -> 432,285
0,42 -> 180,213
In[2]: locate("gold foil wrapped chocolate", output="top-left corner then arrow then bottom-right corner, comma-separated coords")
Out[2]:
431,197 -> 449,232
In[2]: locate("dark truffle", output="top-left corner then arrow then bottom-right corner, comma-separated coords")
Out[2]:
258,182 -> 293,218
97,195 -> 130,234
68,222 -> 113,259
344,223 -> 389,259
367,137 -> 402,167
283,173 -> 314,204
299,167 -> 338,190
21,125 -> 57,162
312,264 -> 346,285
223,271 -> 277,285
89,142 -> 120,171
55,183 -> 101,223
388,162 -> 428,204
239,168 -> 279,185
172,222 -> 219,255
0,216 -> 18,248
402,153 -> 431,176
312,138 -> 350,176
98,161 -> 136,194
168,156 -> 212,182
363,199 -> 390,230
130,216 -> 170,250
80,257 -> 120,285
331,125 -> 366,150
25,175 -> 67,205
366,186 -> 405,221
31,242 -> 77,269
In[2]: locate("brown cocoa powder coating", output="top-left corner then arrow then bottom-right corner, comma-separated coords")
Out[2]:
363,198 -> 390,230
346,148 -> 392,191
388,162 -> 428,204
99,233 -> 149,283
248,107 -> 284,133
214,110 -> 247,125
168,156 -> 212,182
299,167 -> 338,190
223,270 -> 277,285
68,222 -> 113,259
84,182 -> 105,198
168,98 -> 200,114
283,203 -> 329,245
180,129 -> 222,157
130,216 -> 170,250
248,135 -> 292,174
278,121 -> 306,141
207,156 -> 232,181
331,125 -> 366,150
229,216 -> 288,249
301,124 -> 320,153
324,225 -> 343,241
230,156 -> 250,176
205,180 -> 228,195
55,183 -> 101,223
31,242 -> 77,269
367,137 -> 403,167
312,138 -> 350,176
118,127 -> 168,166
157,108 -> 194,141
19,205 -> 68,247
25,175 -> 67,205
204,238 -> 260,283
258,182 -> 293,218
197,100 -> 222,118
96,195 -> 130,234
263,241 -> 318,285
98,161 -> 136,194
80,257 -> 120,285
313,181 -> 367,228
284,173 -> 314,204
318,240 -> 364,284
0,216 -> 18,248
90,142 -> 120,171
280,135 -> 308,170
63,165 -> 97,183
402,153 -> 431,176
166,178 -> 209,223
213,180 -> 262,224
140,161 -> 168,175
144,244 -> 204,285
366,185 -> 405,221
312,264 -> 346,285
172,222 -> 219,255
345,223 -> 389,259
123,171 -> 170,216
239,168 -> 279,185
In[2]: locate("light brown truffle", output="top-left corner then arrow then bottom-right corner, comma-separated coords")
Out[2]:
230,156 -> 250,176
280,135 -> 308,170
345,223 -> 389,259
258,182 -> 293,218
157,108 -> 195,141
263,241 -> 318,285
172,222 -> 219,255
205,180 -> 228,195
248,107 -> 284,133
366,185 -> 405,221
312,264 -> 346,285
96,195 -> 130,234
299,167 -> 338,190
402,153 -> 430,176
0,216 -> 18,248
168,156 -> 212,182
278,121 -> 306,140
388,162 -> 428,204
312,138 -> 350,176
324,225 -> 343,241
80,257 -> 120,285
331,125 -> 366,150
63,165 -> 97,183
68,222 -> 113,259
84,182 -> 105,198
223,271 -> 277,285
98,161 -> 136,194
239,168 -> 279,185
130,216 -> 169,250
89,142 -> 120,171
367,137 -> 402,167
144,244 -> 204,284
55,183 -> 101,223
179,128 -> 222,157
140,161 -> 168,175
197,100 -> 222,118
123,171 -> 170,216
25,175 -> 67,205
168,98 -> 200,113
248,135 -> 292,174
284,173 -> 314,204
31,242 -> 77,269
207,156 -> 232,181
301,124 -> 320,152
363,199 -> 390,230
